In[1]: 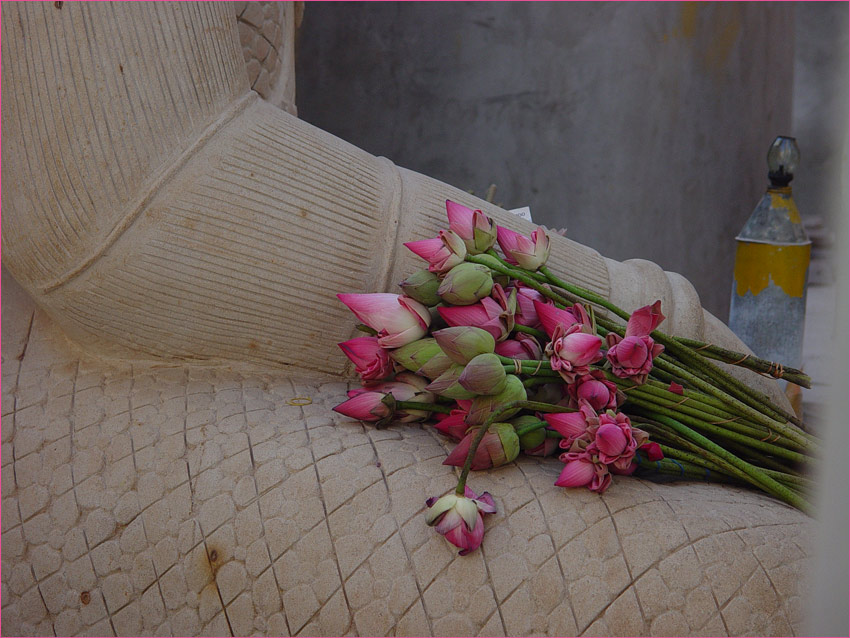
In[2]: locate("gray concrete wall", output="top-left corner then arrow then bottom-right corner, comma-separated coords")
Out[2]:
295,2 -> 795,318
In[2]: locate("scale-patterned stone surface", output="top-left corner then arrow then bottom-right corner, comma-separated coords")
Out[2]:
1,275 -> 813,636
234,1 -> 299,114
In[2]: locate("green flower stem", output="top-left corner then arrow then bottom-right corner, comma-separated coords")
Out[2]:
522,377 -> 559,388
394,401 -> 453,415
623,395 -> 809,465
615,374 -> 752,421
617,382 -> 804,452
636,421 -> 754,481
538,263 -> 809,436
673,337 -> 812,388
634,412 -> 808,511
719,438 -> 804,476
497,356 -> 553,369
651,446 -> 746,482
513,324 -> 548,340
455,400 -> 574,495
465,255 -> 574,308
635,454 -> 741,484
513,420 -> 549,438
760,468 -> 814,490
651,357 -> 811,450
539,265 -> 630,321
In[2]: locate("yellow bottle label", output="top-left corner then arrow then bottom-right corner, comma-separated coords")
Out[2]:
733,242 -> 810,297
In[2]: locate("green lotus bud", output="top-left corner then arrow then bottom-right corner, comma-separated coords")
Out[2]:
417,351 -> 454,379
432,326 -> 495,365
511,415 -> 546,450
458,353 -> 507,395
399,269 -> 441,306
493,422 -> 521,465
437,263 -> 493,305
390,338 -> 443,373
466,375 -> 527,425
425,364 -> 478,400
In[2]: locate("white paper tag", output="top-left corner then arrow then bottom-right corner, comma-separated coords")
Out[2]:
508,206 -> 533,223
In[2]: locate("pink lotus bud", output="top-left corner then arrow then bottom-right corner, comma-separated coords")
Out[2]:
605,333 -> 664,385
433,326 -> 496,365
438,284 -> 515,342
354,374 -> 435,423
404,229 -> 467,274
446,200 -> 498,254
337,293 -> 431,348
512,283 -> 548,328
333,391 -> 395,424
399,269 -> 441,306
458,353 -> 507,395
496,225 -> 551,271
443,422 -> 520,470
543,401 -> 598,448
639,441 -> 664,462
417,351 -> 455,379
424,486 -> 496,555
625,300 -> 666,337
596,423 -> 628,457
533,300 -> 592,339
567,370 -> 621,411
437,263 -> 494,305
338,336 -> 393,383
494,333 -> 543,360
433,407 -> 471,441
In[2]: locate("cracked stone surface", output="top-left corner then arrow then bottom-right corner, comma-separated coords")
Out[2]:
1,273 -> 813,636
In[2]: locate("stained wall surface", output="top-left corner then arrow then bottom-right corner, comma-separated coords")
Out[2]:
296,2 -> 795,318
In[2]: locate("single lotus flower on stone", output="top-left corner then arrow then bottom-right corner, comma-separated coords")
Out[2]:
337,293 -> 431,348
424,486 -> 496,556
433,326 -> 496,365
338,336 -> 393,383
465,374 -> 527,425
566,370 -> 622,411
437,263 -> 494,305
438,284 -> 516,342
493,333 -> 543,360
533,299 -> 593,339
443,422 -> 520,470
496,225 -> 551,271
555,448 -> 612,493
445,200 -> 498,254
404,229 -> 467,274
458,353 -> 508,395
545,323 -> 603,384
399,269 -> 441,306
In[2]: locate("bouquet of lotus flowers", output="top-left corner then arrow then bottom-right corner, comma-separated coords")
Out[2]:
334,200 -> 817,556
